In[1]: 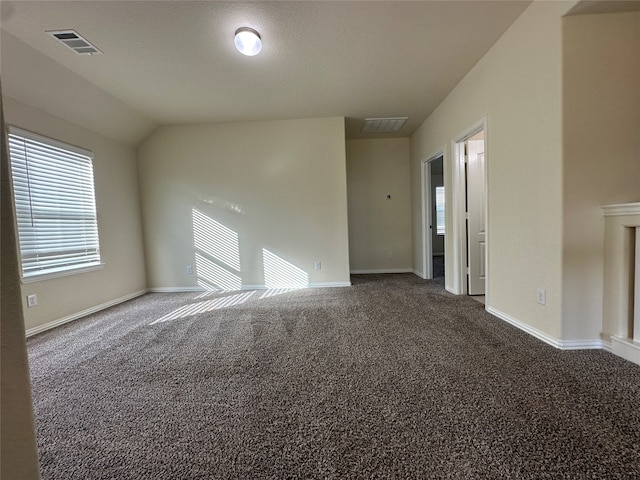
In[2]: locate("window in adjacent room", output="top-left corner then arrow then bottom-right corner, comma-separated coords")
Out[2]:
7,126 -> 102,281
435,185 -> 445,235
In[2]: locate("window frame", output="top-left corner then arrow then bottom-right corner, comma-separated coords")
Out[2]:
435,185 -> 445,236
7,126 -> 103,283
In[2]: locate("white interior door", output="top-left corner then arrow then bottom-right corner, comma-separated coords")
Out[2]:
466,135 -> 486,295
634,227 -> 640,341
422,159 -> 433,279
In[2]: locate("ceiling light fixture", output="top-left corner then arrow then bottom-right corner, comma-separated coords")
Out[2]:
234,27 -> 262,56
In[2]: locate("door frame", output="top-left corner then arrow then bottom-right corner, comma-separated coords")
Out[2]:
421,149 -> 445,280
451,116 -> 488,300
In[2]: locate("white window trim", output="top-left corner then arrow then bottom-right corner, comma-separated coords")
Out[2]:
21,263 -> 105,284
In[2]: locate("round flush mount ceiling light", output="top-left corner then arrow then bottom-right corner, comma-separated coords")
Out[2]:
234,27 -> 262,56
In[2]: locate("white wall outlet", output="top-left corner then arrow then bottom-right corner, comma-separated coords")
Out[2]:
388,251 -> 393,259
314,261 -> 321,270
27,294 -> 38,308
186,265 -> 193,274
536,288 -> 546,305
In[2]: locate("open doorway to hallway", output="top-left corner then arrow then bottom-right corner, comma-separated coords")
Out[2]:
465,130 -> 486,299
422,150 -> 445,281
452,121 -> 487,303
431,157 -> 445,280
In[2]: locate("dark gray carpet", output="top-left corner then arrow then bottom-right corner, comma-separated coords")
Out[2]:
27,274 -> 640,479
433,256 -> 444,279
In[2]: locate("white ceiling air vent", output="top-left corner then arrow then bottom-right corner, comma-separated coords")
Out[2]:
361,117 -> 408,133
47,30 -> 103,55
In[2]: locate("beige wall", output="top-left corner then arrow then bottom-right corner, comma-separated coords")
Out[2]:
3,97 -> 148,331
411,1 -> 575,339
137,117 -> 350,290
346,138 -> 412,272
561,11 -> 640,341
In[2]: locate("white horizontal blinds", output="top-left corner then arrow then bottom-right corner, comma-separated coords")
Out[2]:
435,186 -> 445,235
8,127 -> 101,279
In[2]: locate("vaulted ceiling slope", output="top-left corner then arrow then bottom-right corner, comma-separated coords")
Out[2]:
1,1 -> 533,145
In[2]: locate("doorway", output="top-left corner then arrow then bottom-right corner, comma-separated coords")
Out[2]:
421,150 -> 445,280
431,157 -> 445,279
452,119 -> 487,300
465,130 -> 485,296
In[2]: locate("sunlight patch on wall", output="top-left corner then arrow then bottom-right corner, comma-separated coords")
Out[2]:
199,196 -> 245,215
192,209 -> 240,271
150,291 -> 256,324
263,249 -> 309,289
195,253 -> 241,291
192,208 -> 243,291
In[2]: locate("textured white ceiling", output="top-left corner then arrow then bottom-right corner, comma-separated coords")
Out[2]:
0,1 -> 533,139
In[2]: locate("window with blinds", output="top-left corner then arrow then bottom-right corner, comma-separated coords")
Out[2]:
435,186 -> 445,236
7,126 -> 102,281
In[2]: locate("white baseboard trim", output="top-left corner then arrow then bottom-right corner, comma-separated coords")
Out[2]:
413,269 -> 427,279
148,286 -> 206,293
26,290 -> 148,337
241,285 -> 266,290
611,336 -> 640,366
558,339 -> 604,350
149,282 -> 352,294
309,282 -> 352,288
350,269 -> 413,274
485,306 -> 603,351
485,306 -> 562,347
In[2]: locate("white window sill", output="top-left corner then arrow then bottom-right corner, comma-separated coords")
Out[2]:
21,263 -> 105,284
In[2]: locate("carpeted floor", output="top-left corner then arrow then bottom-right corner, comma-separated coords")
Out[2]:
27,274 -> 640,479
432,256 -> 444,279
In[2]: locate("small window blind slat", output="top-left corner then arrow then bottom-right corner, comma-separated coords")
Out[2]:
7,127 -> 102,279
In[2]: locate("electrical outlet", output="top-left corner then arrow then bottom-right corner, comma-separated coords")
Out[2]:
27,294 -> 38,308
186,266 -> 193,274
536,288 -> 546,305
388,251 -> 393,259
314,261 -> 321,270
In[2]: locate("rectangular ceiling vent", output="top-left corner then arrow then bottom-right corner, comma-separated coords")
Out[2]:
47,30 -> 103,55
361,117 -> 408,133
